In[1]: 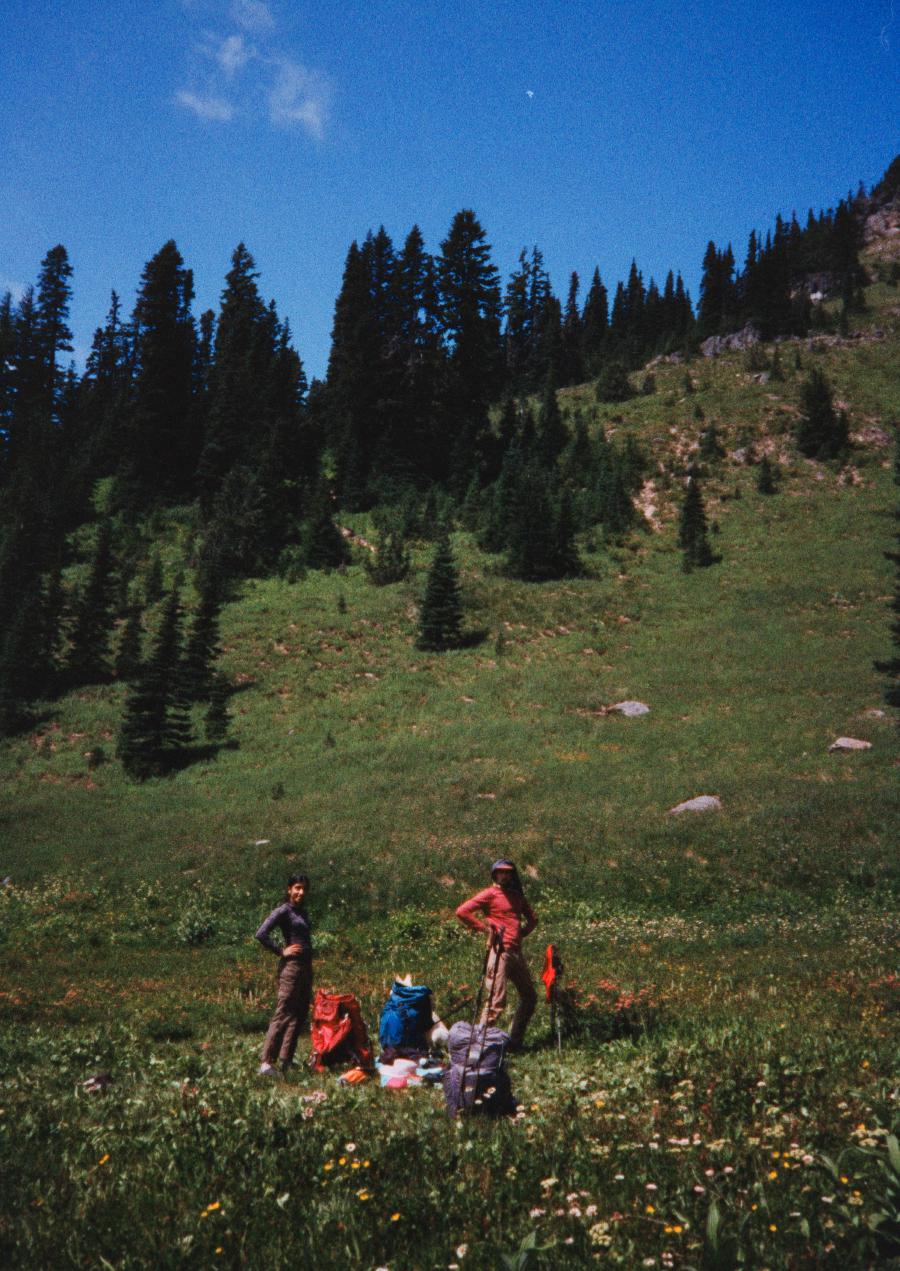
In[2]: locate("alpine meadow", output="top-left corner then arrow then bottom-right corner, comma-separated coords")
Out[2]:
1,147 -> 899,1271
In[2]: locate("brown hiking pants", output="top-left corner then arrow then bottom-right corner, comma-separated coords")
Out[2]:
262,956 -> 312,1065
481,947 -> 537,1045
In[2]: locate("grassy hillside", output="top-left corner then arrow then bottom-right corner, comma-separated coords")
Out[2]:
1,257 -> 898,1268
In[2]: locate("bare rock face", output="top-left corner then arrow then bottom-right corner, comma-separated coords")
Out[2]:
864,204 -> 900,244
610,700 -> 651,717
828,737 -> 873,753
700,323 -> 761,358
667,795 -> 722,815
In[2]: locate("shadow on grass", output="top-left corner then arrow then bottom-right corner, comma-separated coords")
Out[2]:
458,627 -> 490,650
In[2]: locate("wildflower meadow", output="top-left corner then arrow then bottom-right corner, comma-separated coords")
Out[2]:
2,275 -> 899,1267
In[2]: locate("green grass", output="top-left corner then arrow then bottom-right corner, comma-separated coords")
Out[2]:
1,265 -> 898,1268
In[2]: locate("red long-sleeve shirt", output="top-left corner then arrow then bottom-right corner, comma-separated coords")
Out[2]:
455,886 -> 537,951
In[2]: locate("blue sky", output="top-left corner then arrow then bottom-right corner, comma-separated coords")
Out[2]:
1,0 -> 897,380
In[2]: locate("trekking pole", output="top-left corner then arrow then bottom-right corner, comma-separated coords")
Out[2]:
459,928 -> 502,1114
437,993 -> 476,1024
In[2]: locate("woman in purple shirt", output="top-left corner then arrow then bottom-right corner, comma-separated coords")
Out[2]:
255,873 -> 313,1075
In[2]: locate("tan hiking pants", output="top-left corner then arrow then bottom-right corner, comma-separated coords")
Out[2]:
480,947 -> 537,1045
262,956 -> 312,1065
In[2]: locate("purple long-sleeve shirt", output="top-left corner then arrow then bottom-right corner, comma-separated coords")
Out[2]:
255,903 -> 313,958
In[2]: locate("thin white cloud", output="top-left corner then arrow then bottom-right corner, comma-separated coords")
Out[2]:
175,89 -> 235,121
267,58 -> 330,137
231,0 -> 275,33
176,1 -> 332,139
215,33 -> 254,75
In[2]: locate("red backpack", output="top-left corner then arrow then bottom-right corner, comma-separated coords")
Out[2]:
309,990 -> 374,1072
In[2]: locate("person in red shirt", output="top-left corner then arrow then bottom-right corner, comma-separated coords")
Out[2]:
455,859 -> 538,1050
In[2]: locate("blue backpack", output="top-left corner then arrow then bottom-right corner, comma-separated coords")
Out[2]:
379,981 -> 433,1052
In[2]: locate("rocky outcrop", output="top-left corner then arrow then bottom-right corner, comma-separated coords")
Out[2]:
863,203 -> 900,245
700,324 -> 761,359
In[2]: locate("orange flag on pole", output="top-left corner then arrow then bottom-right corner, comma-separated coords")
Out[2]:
541,944 -> 561,1001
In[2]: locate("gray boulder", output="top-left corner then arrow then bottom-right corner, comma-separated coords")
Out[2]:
667,795 -> 722,815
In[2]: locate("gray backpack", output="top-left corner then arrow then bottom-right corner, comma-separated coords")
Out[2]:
442,1022 -> 517,1116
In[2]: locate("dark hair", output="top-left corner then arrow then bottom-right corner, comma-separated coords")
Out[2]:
284,873 -> 310,903
490,859 -> 523,894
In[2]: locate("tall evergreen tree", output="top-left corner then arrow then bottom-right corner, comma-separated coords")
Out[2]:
80,291 -> 134,484
324,239 -> 384,505
560,271 -> 584,386
436,209 -> 503,492
121,241 -> 198,506
379,224 -> 444,491
198,244 -> 310,565
581,267 -> 608,375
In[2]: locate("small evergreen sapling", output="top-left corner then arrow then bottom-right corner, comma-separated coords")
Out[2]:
365,508 -> 411,585
678,474 -> 717,571
796,368 -> 849,460
117,587 -> 191,778
180,589 -> 222,701
756,455 -> 778,494
417,529 -> 464,651
204,673 -> 231,742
